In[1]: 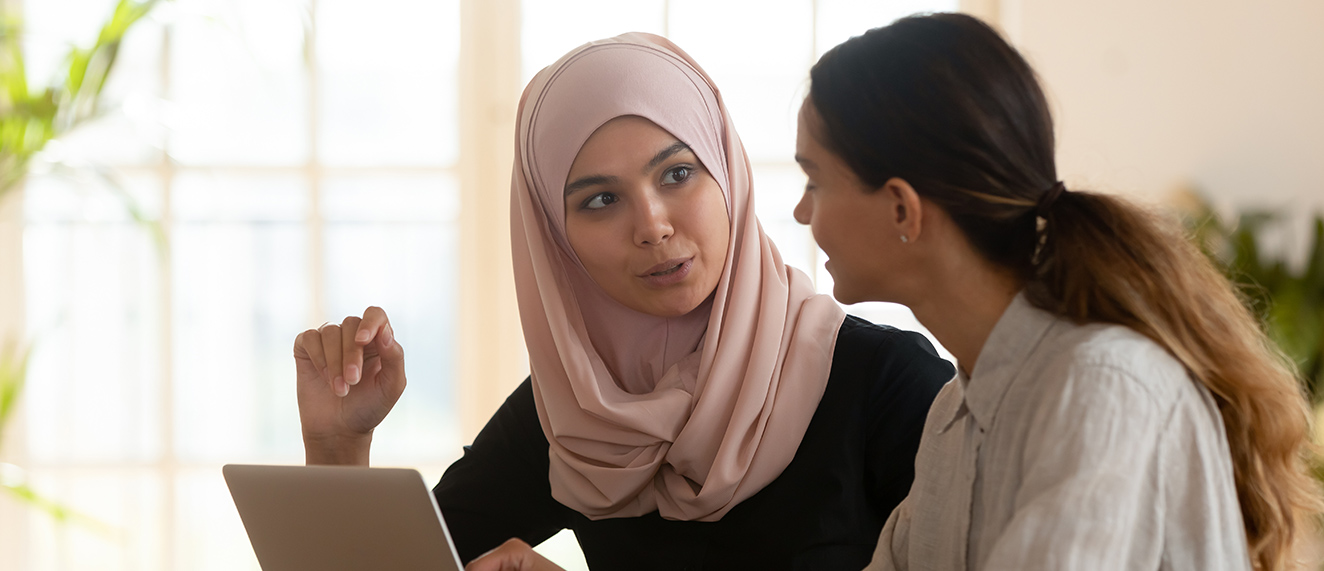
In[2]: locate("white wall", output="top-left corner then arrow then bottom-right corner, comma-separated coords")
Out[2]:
999,0 -> 1324,227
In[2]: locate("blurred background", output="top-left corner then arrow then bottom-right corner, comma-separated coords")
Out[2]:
0,0 -> 1320,569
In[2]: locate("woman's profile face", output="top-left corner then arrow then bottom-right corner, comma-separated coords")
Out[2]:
793,100 -> 897,304
564,116 -> 730,317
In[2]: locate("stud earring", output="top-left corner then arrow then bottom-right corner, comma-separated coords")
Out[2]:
900,235 -> 909,243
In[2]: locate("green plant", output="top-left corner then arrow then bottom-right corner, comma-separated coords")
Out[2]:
0,341 -> 28,456
0,0 -> 162,525
2,341 -> 114,532
1,0 -> 162,199
1180,191 -> 1324,400
0,341 -> 71,521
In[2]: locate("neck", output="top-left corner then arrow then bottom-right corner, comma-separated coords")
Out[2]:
904,255 -> 1022,378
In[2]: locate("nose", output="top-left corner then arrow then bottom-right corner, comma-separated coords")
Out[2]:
793,189 -> 813,225
633,192 -> 674,245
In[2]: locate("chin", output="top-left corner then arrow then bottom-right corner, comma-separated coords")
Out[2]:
831,282 -> 865,306
638,296 -> 705,318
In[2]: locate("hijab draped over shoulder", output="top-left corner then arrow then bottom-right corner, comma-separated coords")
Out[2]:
511,32 -> 845,522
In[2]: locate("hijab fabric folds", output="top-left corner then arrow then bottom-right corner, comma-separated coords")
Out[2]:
512,33 -> 846,522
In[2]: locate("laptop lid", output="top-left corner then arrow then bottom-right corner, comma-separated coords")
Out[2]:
223,464 -> 463,571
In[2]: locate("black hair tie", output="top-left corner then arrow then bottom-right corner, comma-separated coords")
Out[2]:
1036,181 -> 1066,217
1031,181 -> 1066,265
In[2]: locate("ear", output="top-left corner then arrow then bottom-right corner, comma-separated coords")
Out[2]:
881,177 -> 923,242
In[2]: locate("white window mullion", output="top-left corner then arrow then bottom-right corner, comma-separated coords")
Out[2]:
0,184 -> 30,571
307,0 -> 326,328
662,0 -> 671,37
158,20 -> 178,571
457,0 -> 527,442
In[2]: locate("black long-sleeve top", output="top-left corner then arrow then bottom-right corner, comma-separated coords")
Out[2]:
434,315 -> 954,570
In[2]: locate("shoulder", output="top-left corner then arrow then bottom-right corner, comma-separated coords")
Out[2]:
831,314 -> 955,409
834,315 -> 948,369
1030,321 -> 1195,417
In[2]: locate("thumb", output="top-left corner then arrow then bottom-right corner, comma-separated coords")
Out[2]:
376,323 -> 406,376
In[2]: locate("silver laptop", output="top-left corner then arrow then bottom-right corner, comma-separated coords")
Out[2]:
223,464 -> 464,571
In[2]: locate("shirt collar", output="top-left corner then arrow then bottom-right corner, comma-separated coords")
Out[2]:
936,292 -> 1058,433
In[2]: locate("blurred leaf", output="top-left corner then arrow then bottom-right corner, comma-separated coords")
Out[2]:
1303,216 -> 1324,293
1180,193 -> 1324,400
85,162 -> 168,256
1,464 -> 118,535
0,18 -> 29,106
57,0 -> 160,132
0,339 -> 117,536
1,0 -> 163,198
0,341 -> 30,449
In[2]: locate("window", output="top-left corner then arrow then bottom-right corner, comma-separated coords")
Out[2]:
12,0 -> 461,568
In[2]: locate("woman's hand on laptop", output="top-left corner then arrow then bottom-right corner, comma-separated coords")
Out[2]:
294,306 -> 407,466
466,539 -> 565,571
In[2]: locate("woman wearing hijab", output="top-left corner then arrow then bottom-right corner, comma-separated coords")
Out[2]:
294,33 -> 954,569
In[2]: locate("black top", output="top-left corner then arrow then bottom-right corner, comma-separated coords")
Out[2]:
434,315 -> 954,570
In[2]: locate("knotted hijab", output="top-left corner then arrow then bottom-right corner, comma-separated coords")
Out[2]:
511,32 -> 845,521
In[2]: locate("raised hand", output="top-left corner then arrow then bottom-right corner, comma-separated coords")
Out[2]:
293,306 -> 406,465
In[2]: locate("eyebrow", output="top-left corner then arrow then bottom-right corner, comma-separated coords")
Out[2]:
793,154 -> 817,169
564,141 -> 694,198
643,142 -> 692,173
564,175 -> 619,197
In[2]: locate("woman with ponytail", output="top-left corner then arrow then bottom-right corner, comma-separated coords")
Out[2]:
791,12 -> 1321,571
467,12 -> 1321,571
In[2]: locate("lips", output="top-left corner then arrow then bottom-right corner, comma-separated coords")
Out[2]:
640,257 -> 691,277
639,257 -> 694,287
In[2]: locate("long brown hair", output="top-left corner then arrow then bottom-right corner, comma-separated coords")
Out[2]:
809,13 -> 1320,569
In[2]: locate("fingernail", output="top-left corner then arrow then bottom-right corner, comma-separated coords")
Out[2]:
346,364 -> 360,385
335,377 -> 348,397
355,329 -> 370,343
382,324 -> 393,346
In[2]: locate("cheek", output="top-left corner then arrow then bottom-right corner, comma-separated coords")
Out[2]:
806,198 -> 836,245
567,222 -> 622,280
809,196 -> 868,261
697,184 -> 731,258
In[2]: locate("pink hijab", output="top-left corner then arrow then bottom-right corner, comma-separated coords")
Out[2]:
511,33 -> 845,522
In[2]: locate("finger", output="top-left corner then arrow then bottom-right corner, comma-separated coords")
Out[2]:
465,539 -> 532,571
355,306 -> 391,346
376,320 -> 403,364
319,323 -> 347,397
363,356 -> 384,384
341,315 -> 363,386
465,539 -> 561,571
294,329 -> 328,374
368,323 -> 408,404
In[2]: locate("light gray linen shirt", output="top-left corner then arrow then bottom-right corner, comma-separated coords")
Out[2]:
866,293 -> 1250,571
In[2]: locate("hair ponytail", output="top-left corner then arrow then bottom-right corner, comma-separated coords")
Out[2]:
1032,189 -> 1320,568
811,13 -> 1321,569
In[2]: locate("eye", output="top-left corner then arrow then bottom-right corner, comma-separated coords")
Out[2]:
661,165 -> 693,186
582,192 -> 618,210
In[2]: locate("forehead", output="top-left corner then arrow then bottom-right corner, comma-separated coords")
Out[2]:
525,45 -> 726,203
568,116 -> 683,176
796,99 -> 825,147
